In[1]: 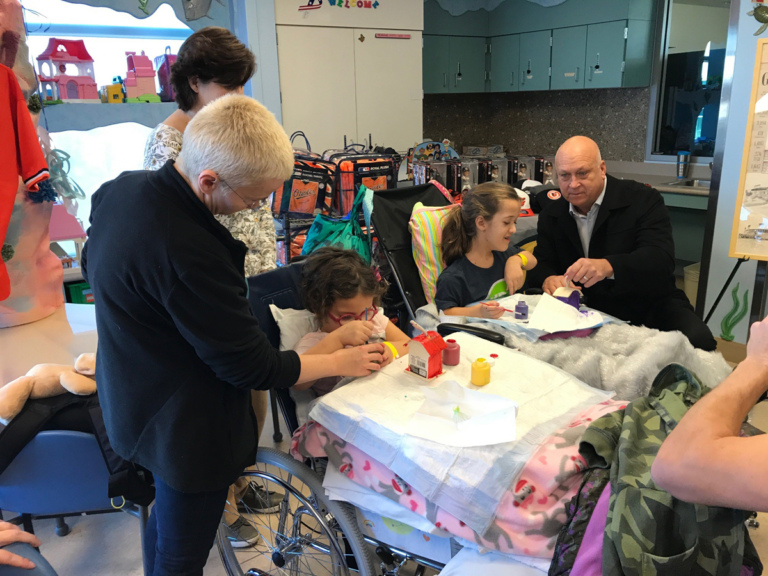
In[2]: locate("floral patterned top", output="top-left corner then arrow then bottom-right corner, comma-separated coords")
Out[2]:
143,123 -> 278,276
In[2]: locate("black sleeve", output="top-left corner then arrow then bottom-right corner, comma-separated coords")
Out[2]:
527,210 -> 561,288
434,266 -> 465,311
164,252 -> 301,392
605,189 -> 676,296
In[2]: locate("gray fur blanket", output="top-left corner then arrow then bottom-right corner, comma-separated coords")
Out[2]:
415,297 -> 731,401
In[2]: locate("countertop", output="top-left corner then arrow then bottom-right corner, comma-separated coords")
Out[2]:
610,171 -> 710,196
0,304 -> 97,382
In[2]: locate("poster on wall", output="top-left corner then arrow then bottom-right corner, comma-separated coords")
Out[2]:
730,39 -> 768,259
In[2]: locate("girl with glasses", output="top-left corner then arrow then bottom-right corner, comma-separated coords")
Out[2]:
293,248 -> 410,411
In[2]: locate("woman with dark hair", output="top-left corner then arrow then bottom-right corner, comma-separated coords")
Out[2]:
142,27 -> 281,547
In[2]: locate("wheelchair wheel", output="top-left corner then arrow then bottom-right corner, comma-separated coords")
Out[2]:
216,447 -> 376,576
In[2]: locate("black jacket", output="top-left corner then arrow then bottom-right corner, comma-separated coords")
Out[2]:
82,161 -> 300,493
528,175 -> 684,324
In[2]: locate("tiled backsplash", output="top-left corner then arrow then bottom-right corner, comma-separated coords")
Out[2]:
423,87 -> 650,162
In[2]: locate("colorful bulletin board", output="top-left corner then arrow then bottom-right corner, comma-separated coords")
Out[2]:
730,39 -> 768,259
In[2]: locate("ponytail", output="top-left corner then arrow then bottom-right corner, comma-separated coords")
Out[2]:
440,182 -> 521,267
441,206 -> 471,267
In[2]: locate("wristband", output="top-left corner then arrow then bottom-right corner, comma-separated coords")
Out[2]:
516,253 -> 528,268
382,341 -> 399,360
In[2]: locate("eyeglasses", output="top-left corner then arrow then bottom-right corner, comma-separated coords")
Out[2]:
218,175 -> 260,210
328,305 -> 378,326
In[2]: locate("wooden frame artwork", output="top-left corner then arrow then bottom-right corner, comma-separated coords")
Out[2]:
730,38 -> 768,260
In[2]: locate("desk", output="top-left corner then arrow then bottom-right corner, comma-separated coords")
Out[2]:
0,304 -> 97,383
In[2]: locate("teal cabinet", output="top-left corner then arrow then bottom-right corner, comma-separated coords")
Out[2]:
519,30 -> 551,92
423,35 -> 451,94
451,36 -> 487,93
489,34 -> 520,92
423,35 -> 486,94
551,26 -> 586,90
585,21 -> 627,89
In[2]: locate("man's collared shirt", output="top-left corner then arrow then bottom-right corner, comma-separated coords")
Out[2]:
568,178 -> 607,257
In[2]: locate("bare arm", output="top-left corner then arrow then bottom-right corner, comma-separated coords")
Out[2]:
442,302 -> 504,319
652,318 -> 768,511
384,320 -> 410,357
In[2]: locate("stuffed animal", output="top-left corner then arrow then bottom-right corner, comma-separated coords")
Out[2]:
0,353 -> 96,425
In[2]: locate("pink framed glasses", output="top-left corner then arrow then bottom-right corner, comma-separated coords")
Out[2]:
328,305 -> 378,326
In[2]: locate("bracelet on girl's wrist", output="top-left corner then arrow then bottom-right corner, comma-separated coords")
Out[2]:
517,253 -> 528,268
382,341 -> 399,359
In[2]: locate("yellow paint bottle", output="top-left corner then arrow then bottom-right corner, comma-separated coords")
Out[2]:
471,358 -> 491,386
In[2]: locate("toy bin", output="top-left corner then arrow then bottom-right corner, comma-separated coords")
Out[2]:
64,281 -> 94,304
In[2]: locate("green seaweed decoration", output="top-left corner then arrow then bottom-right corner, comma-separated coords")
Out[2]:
720,283 -> 749,341
138,0 -> 150,15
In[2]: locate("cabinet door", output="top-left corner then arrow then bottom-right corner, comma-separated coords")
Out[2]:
277,26 -> 357,152
355,30 -> 423,151
586,21 -> 626,89
551,26 -> 586,90
423,35 -> 451,94
519,30 -> 551,92
490,34 -> 520,93
449,36 -> 487,94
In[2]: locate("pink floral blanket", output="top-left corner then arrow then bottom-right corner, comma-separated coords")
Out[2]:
291,399 -> 625,559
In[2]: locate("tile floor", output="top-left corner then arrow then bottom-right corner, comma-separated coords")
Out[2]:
12,385 -> 768,575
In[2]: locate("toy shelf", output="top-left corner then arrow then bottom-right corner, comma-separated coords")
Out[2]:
40,102 -> 178,132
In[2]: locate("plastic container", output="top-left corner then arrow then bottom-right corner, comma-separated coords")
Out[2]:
515,300 -> 528,320
443,339 -> 461,366
471,358 -> 491,386
676,151 -> 690,179
683,262 -> 700,307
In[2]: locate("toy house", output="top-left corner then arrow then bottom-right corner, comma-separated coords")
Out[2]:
100,77 -> 125,104
408,331 -> 447,379
36,38 -> 99,102
123,51 -> 160,103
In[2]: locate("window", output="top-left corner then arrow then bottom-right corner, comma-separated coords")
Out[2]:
22,0 -> 190,220
652,0 -> 729,159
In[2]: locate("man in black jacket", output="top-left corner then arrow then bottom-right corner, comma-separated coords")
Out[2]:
82,95 -> 384,575
527,136 -> 715,351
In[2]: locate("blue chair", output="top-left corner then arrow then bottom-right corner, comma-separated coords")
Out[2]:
0,423 -> 149,574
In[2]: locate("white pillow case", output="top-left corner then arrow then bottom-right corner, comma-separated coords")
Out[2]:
269,304 -> 318,351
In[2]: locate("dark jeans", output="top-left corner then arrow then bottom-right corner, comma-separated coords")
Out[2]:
144,477 -> 229,576
643,293 -> 717,352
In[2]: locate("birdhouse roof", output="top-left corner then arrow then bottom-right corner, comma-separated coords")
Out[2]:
37,38 -> 94,63
412,331 -> 447,356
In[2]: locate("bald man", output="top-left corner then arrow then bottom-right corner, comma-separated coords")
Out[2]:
527,136 -> 716,351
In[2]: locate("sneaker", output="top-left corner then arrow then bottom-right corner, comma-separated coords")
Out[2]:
223,516 -> 260,549
238,482 -> 283,514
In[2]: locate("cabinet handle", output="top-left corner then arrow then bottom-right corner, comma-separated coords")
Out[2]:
575,66 -> 580,83
443,72 -> 447,88
588,66 -> 593,81
454,73 -> 458,87
510,71 -> 515,86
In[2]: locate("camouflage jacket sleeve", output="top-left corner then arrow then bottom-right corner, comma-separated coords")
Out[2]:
579,364 -> 756,576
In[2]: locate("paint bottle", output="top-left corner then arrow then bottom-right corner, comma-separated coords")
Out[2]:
471,358 -> 491,386
443,339 -> 461,366
515,300 -> 528,320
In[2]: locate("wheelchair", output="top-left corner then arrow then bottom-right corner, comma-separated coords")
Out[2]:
216,261 -> 459,576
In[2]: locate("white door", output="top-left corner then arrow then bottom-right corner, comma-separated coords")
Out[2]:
276,25 -> 358,154
353,29 -> 422,152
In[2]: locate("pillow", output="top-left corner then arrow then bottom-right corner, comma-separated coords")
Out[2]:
269,304 -> 318,351
409,202 -> 456,304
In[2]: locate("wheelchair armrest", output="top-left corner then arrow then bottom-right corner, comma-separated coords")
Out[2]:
437,323 -> 505,345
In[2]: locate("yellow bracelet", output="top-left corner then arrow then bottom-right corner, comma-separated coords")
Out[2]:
382,341 -> 399,360
516,252 -> 528,268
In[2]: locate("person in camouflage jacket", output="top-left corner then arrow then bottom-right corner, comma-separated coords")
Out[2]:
578,363 -> 762,576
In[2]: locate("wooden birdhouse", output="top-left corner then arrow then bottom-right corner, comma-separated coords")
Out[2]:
408,331 -> 447,379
